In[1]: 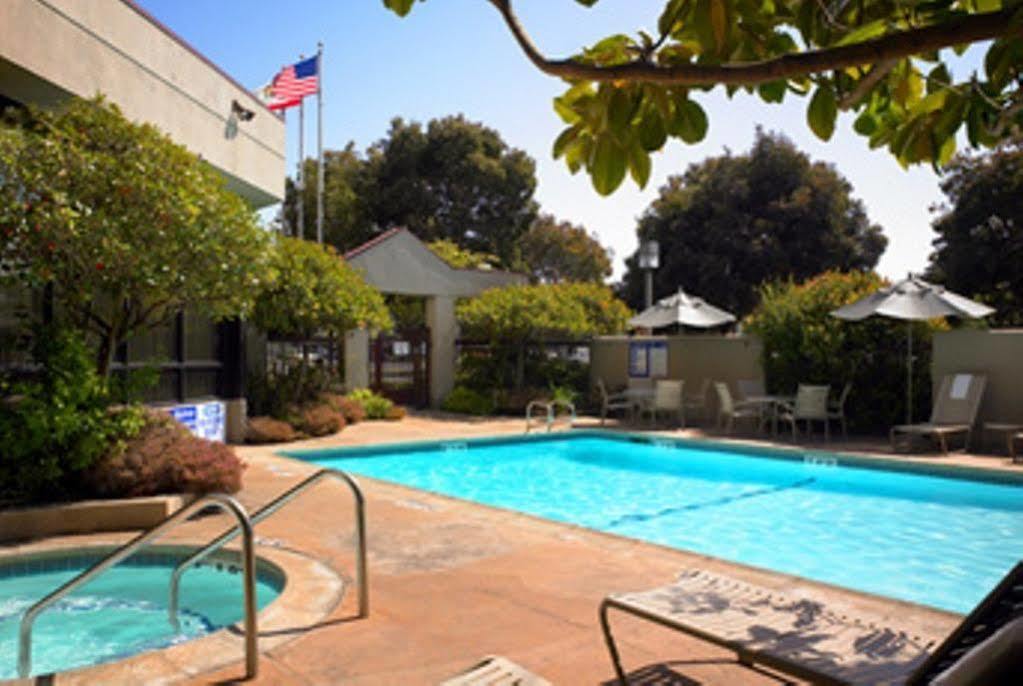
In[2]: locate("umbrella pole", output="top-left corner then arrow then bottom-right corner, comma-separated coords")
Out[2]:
906,321 -> 913,424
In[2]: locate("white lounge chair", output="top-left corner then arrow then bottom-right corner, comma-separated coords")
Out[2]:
641,379 -> 685,428
599,562 -> 1023,686
597,379 -> 636,426
714,382 -> 761,434
891,373 -> 987,454
441,655 -> 550,685
828,382 -> 853,439
777,384 -> 831,441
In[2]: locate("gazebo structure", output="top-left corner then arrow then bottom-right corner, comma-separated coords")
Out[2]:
344,228 -> 525,407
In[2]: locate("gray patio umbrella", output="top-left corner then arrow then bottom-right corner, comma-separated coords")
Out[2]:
830,274 -> 994,423
628,288 -> 736,330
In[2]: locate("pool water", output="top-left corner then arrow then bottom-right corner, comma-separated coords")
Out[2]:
293,433 -> 1023,614
0,552 -> 281,679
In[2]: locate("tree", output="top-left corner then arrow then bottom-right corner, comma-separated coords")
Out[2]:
283,144 -> 376,248
252,236 -> 392,341
519,214 -> 612,283
427,239 -> 499,270
926,139 -> 1023,325
387,1 -> 1023,194
619,130 -> 886,316
0,97 -> 270,376
457,282 -> 629,388
745,271 -> 943,431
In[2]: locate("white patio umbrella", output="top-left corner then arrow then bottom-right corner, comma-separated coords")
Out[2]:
830,274 -> 994,423
628,288 -> 736,330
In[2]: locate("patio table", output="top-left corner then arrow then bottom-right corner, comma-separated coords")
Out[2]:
622,387 -> 656,419
982,422 -> 1023,458
743,394 -> 795,436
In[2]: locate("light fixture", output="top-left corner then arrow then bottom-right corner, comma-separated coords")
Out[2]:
231,99 -> 255,122
639,239 -> 660,309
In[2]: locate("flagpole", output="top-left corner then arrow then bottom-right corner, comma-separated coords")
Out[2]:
297,96 -> 305,240
316,41 -> 324,245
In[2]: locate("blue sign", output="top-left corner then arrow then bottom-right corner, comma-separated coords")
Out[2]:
168,400 -> 225,442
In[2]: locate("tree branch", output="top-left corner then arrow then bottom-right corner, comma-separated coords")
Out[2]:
486,1 -> 1022,87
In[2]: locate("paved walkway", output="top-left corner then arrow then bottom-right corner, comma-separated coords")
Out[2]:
187,413 -> 1003,685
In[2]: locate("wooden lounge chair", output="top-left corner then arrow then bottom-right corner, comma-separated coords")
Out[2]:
440,655 -> 550,686
890,373 -> 987,454
599,561 -> 1023,685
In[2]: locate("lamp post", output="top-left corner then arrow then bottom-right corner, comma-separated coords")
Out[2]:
638,239 -> 660,309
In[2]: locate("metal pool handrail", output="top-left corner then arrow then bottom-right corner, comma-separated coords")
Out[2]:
17,493 -> 257,680
168,468 -> 368,631
525,399 -> 576,433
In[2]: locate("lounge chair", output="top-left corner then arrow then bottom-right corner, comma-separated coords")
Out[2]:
597,379 -> 636,426
714,382 -> 761,434
891,374 -> 987,454
828,382 -> 853,439
777,384 -> 831,441
599,561 -> 1023,685
641,379 -> 685,428
441,655 -> 550,685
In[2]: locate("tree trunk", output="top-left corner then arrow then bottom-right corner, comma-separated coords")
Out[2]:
514,344 -> 525,391
95,329 -> 117,378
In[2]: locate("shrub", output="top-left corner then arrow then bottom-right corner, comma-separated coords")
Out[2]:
346,388 -> 394,420
246,416 -> 298,444
385,405 -> 407,421
745,271 -> 944,432
0,327 -> 146,502
246,362 -> 339,421
85,411 -> 245,497
442,386 -> 495,415
321,393 -> 366,424
296,403 -> 345,437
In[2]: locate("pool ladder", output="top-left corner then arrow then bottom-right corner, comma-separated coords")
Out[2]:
525,399 -> 576,433
15,468 -> 368,681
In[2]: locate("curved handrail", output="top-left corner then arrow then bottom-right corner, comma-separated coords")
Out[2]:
169,468 -> 367,631
18,493 -> 257,680
525,400 -> 551,433
548,399 -> 576,431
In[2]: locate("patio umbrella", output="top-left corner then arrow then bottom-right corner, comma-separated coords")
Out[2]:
830,274 -> 994,423
628,287 -> 736,330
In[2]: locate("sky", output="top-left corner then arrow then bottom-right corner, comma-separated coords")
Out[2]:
138,0 -> 968,281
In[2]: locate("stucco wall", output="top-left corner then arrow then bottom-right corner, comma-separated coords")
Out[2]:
0,0 -> 284,207
932,329 -> 1023,425
590,335 -> 764,421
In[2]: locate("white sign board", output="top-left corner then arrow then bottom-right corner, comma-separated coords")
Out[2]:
167,400 -> 226,442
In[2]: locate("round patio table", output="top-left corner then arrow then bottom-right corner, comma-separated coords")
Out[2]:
743,394 -> 795,436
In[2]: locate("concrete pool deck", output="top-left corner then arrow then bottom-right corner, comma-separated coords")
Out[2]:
5,413 -> 1020,684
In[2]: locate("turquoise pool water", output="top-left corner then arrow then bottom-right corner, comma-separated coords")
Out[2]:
0,552 -> 281,679
292,433 -> 1023,614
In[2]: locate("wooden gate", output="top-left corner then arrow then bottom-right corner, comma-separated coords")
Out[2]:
371,327 -> 430,407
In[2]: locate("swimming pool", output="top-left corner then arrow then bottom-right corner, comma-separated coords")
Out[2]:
0,550 -> 282,679
290,432 -> 1023,614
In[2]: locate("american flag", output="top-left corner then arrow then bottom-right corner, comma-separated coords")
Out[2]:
263,56 -> 319,111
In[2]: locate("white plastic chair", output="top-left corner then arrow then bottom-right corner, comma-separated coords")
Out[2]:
778,384 -> 831,441
643,379 -> 685,428
597,379 -> 636,426
714,382 -> 761,434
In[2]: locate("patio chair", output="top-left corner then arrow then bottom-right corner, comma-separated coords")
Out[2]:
890,373 -> 987,454
599,560 -> 1023,686
642,379 -> 685,428
828,382 -> 853,439
777,384 -> 831,442
597,379 -> 635,426
683,378 -> 711,423
714,382 -> 761,434
441,655 -> 550,685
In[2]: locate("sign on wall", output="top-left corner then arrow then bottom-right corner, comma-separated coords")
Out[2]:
167,400 -> 226,442
628,341 -> 668,378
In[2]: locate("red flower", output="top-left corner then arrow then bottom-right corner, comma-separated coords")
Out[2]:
95,261 -> 104,270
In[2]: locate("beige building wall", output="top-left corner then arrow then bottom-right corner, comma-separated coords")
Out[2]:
0,0 -> 284,207
932,329 -> 1023,425
590,335 -> 763,421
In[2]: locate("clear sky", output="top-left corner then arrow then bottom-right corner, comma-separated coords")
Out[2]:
138,0 -> 964,281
